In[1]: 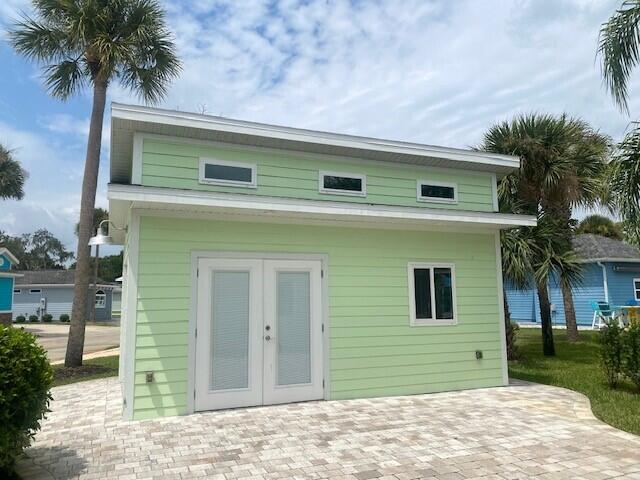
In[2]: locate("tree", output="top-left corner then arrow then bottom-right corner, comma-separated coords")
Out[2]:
598,2 -> 640,246
576,214 -> 624,239
480,113 -> 608,353
21,229 -> 73,269
0,145 -> 27,200
76,208 -> 108,321
10,0 -> 181,367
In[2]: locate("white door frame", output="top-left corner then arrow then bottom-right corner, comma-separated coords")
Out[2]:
187,251 -> 330,414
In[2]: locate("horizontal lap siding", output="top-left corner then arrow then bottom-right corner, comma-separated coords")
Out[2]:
132,216 -> 503,419
140,138 -> 495,212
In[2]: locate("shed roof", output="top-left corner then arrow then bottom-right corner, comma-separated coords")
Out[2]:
14,270 -> 113,286
572,234 -> 640,263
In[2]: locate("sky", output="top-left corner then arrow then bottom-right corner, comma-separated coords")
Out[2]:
0,0 -> 637,257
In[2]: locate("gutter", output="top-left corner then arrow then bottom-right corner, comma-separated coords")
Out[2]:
597,261 -> 609,303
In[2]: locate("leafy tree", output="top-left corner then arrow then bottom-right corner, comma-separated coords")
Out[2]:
0,145 -> 27,200
21,229 -> 73,269
0,230 -> 26,264
69,252 -> 123,283
10,0 -> 181,367
576,214 -> 624,240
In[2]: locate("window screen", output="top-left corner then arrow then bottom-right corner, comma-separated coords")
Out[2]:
420,183 -> 456,200
323,175 -> 362,192
203,163 -> 253,184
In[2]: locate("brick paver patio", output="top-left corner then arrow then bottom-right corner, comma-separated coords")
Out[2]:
16,378 -> 640,479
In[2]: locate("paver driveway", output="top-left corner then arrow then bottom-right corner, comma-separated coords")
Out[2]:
17,378 -> 640,480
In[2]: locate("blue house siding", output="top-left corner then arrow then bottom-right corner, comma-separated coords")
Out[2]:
0,254 -> 11,271
607,263 -> 640,307
12,286 -> 115,321
0,277 -> 13,311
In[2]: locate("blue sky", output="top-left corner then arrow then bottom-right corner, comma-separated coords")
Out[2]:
0,0 -> 637,255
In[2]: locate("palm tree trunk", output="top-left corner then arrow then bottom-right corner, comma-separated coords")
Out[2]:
561,278 -> 579,342
65,80 -> 107,367
537,280 -> 556,356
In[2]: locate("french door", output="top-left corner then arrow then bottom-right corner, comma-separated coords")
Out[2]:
194,257 -> 323,411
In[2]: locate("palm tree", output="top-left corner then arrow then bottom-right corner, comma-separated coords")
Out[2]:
0,145 -> 27,200
599,2 -> 640,246
480,114 -> 608,352
10,0 -> 180,367
576,214 -> 623,239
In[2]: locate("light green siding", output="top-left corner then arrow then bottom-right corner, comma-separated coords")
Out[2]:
132,215 -> 504,420
140,137 -> 496,212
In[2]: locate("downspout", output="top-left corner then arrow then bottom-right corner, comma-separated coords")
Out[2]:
597,262 -> 609,303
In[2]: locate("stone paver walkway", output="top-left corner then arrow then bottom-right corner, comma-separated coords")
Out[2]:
17,378 -> 640,479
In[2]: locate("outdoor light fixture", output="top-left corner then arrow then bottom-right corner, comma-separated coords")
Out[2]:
88,219 -> 125,247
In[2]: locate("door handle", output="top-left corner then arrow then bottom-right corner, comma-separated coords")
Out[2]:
265,335 -> 271,341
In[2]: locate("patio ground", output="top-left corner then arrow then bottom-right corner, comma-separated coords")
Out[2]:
16,378 -> 640,479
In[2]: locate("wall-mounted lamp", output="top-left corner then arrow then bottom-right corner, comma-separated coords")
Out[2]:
88,219 -> 126,247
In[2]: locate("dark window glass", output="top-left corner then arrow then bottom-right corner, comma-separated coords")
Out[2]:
421,184 -> 455,200
413,268 -> 432,319
204,163 -> 253,183
434,268 -> 454,319
323,175 -> 362,192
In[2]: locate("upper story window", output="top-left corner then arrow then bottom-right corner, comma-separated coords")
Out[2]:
408,263 -> 457,326
319,171 -> 366,197
199,158 -> 257,188
417,180 -> 458,204
95,290 -> 106,308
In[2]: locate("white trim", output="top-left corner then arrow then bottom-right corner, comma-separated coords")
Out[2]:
416,179 -> 458,204
633,278 -> 640,301
495,232 -> 509,386
122,212 -> 140,420
0,273 -> 23,278
318,170 -> 366,197
407,262 -> 457,326
132,132 -> 144,185
198,157 -> 257,188
95,289 -> 106,309
598,261 -> 609,303
578,257 -> 640,264
0,248 -> 19,265
491,173 -> 499,212
108,184 -> 536,229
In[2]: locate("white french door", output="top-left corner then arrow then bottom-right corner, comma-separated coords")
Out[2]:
194,257 -> 323,412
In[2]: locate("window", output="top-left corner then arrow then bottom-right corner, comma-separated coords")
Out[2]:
417,180 -> 457,203
408,263 -> 457,325
95,290 -> 106,308
199,158 -> 257,188
319,171 -> 366,196
13,289 -> 21,294
29,289 -> 42,294
634,279 -> 640,301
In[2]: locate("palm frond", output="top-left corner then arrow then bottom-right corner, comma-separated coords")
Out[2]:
0,145 -> 28,200
44,59 -> 86,99
610,122 -> 640,245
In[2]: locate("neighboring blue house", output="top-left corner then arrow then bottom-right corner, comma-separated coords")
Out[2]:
0,247 -> 21,324
507,234 -> 640,326
12,270 -> 117,322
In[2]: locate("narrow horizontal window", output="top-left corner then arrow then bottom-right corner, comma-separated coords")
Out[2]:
13,289 -> 21,294
417,180 -> 457,203
319,171 -> 366,196
199,158 -> 257,188
29,289 -> 42,294
408,263 -> 457,326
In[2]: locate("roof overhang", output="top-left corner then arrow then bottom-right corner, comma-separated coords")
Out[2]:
108,184 -> 536,243
14,283 -> 115,289
110,103 -> 520,184
0,272 -> 23,278
580,258 -> 640,264
0,248 -> 19,265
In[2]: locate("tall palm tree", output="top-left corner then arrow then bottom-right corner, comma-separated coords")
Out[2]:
599,1 -> 640,246
576,214 -> 623,239
0,145 -> 27,200
480,114 -> 608,352
10,0 -> 180,367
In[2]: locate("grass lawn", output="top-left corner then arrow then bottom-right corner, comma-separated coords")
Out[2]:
509,328 -> 640,436
52,355 -> 119,387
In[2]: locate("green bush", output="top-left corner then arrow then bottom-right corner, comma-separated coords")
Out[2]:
623,322 -> 640,390
600,321 -> 623,388
59,314 -> 69,323
41,314 -> 52,323
14,316 -> 25,324
0,326 -> 53,476
28,315 -> 38,323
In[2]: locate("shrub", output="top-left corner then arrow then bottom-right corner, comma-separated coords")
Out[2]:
28,315 -> 39,323
59,314 -> 70,323
623,322 -> 640,390
14,316 -> 25,324
600,321 -> 623,388
0,326 -> 53,476
41,314 -> 52,323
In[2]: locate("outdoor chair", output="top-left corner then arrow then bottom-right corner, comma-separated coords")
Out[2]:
591,300 -> 613,330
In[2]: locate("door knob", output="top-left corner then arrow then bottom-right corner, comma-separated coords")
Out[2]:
265,335 -> 271,341
265,325 -> 271,331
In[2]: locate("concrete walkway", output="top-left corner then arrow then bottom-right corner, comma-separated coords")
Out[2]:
16,379 -> 640,479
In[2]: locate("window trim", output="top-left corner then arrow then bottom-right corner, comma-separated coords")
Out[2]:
13,289 -> 21,294
408,262 -> 457,326
29,288 -> 42,294
318,170 -> 366,197
416,180 -> 458,204
95,289 -> 106,309
198,157 -> 257,188
634,278 -> 640,301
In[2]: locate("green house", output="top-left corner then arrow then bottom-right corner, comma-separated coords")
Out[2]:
108,103 -> 535,420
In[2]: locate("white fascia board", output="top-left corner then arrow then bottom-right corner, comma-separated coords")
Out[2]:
13,283 -> 114,288
111,103 -> 520,171
0,248 -> 19,265
0,272 -> 23,278
108,184 -> 536,229
578,258 -> 640,264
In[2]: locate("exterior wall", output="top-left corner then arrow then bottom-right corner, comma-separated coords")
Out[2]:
0,277 -> 13,311
12,286 -> 114,321
606,263 -> 640,306
140,136 -> 497,213
130,215 -> 504,420
0,254 -> 12,271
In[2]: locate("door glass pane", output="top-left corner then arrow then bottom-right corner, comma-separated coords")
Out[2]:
434,268 -> 454,319
276,272 -> 311,386
413,268 -> 432,319
210,271 -> 250,391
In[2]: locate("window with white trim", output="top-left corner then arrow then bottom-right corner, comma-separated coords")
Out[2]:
634,278 -> 640,301
417,180 -> 458,203
95,290 -> 106,308
408,263 -> 457,325
319,171 -> 366,196
29,289 -> 42,294
199,158 -> 257,188
13,289 -> 21,294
